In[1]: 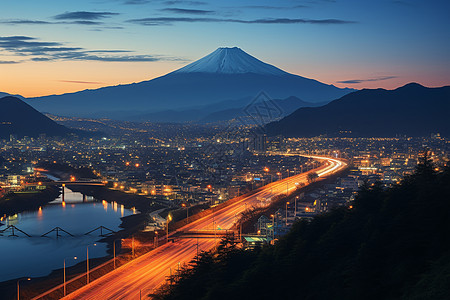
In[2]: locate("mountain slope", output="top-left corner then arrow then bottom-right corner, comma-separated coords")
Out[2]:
0,96 -> 72,139
199,96 -> 325,123
266,83 -> 450,137
25,48 -> 353,120
129,96 -> 324,123
172,47 -> 287,75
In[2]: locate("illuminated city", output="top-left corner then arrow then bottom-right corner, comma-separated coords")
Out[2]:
1,1 -> 449,299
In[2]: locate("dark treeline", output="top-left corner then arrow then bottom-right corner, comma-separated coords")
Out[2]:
154,156 -> 450,300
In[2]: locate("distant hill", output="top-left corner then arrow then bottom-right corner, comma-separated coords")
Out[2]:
25,47 -> 353,120
266,83 -> 450,137
0,92 -> 24,99
129,96 -> 326,123
0,96 -> 72,139
199,96 -> 326,123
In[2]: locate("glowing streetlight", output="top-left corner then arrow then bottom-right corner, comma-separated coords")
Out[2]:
271,214 -> 275,241
166,214 -> 172,242
181,203 -> 189,223
86,243 -> 97,284
286,202 -> 290,226
64,256 -> 77,296
17,278 -> 30,300
113,239 -> 122,269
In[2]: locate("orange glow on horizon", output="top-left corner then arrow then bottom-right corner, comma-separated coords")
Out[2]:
0,60 -> 182,97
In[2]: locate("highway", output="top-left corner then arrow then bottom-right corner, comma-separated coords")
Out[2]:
58,156 -> 346,300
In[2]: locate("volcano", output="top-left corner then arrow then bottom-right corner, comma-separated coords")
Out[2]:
25,47 -> 353,120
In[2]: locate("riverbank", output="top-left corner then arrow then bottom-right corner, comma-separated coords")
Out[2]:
0,185 -> 165,299
0,185 -> 60,218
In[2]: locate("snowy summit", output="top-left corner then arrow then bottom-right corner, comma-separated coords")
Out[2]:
172,47 -> 288,76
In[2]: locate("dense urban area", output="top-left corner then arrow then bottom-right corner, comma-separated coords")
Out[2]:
2,123 -> 449,235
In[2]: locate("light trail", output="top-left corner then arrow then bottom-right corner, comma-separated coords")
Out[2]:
35,156 -> 346,300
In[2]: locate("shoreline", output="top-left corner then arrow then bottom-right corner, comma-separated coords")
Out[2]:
0,184 -> 165,299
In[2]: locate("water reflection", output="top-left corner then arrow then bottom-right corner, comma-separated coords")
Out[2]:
0,187 -> 134,282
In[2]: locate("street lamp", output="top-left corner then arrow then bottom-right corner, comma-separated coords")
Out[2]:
166,214 -> 172,242
285,202 -> 290,226
17,278 -> 30,300
86,243 -> 97,284
64,256 -> 77,296
113,239 -> 122,269
182,203 -> 189,224
154,231 -> 159,248
271,214 -> 275,241
295,196 -> 299,218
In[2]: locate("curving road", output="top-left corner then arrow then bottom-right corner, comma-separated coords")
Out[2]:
58,156 -> 346,300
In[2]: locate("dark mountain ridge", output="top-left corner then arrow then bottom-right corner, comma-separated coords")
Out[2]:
0,96 -> 72,139
266,83 -> 450,137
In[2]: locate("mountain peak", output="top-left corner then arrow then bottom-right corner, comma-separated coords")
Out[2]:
172,47 -> 288,76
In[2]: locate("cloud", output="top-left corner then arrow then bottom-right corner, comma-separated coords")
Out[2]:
59,80 -> 104,84
163,1 -> 207,5
0,20 -> 52,25
337,76 -> 398,84
54,11 -> 119,20
31,57 -> 52,61
0,19 -> 108,26
128,17 -> 355,26
0,60 -> 20,64
123,0 -> 206,5
123,0 -> 151,4
160,8 -> 214,15
0,36 -> 184,63
242,5 -> 308,10
70,20 -> 104,25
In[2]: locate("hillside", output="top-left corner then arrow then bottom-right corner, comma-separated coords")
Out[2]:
266,83 -> 450,137
155,157 -> 450,300
0,96 -> 72,139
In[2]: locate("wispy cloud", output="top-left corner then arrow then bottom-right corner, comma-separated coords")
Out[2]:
0,20 -> 52,25
0,60 -> 20,64
337,76 -> 398,84
59,80 -> 104,84
160,8 -> 214,15
0,36 -> 184,63
163,1 -> 206,5
128,17 -> 355,26
123,0 -> 206,5
123,0 -> 151,4
54,11 -> 119,20
242,5 -> 308,10
0,19 -> 113,26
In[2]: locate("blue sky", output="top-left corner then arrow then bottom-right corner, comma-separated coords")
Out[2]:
1,0 -> 449,96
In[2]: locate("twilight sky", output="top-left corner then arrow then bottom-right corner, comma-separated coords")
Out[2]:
0,0 -> 449,97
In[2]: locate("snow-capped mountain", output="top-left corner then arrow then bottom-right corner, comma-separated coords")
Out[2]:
172,47 -> 287,76
25,47 -> 354,121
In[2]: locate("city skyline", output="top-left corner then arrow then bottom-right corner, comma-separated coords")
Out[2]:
1,0 -> 449,97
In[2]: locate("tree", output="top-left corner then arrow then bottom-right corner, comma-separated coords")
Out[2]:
307,172 -> 319,183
